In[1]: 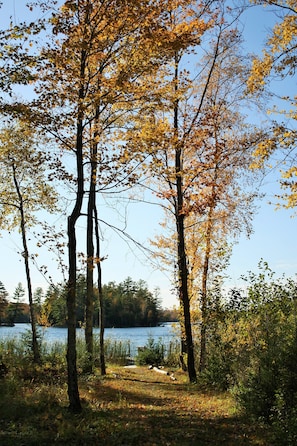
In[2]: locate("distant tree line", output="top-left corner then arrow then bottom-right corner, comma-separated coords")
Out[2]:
0,277 -> 178,328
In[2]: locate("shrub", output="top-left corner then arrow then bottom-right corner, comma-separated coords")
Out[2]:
136,336 -> 164,366
234,363 -> 280,420
200,345 -> 233,390
272,404 -> 297,446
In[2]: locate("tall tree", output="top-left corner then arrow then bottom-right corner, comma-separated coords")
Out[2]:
28,0 -> 175,410
182,27 -> 264,371
129,2 -> 264,379
0,122 -> 58,362
94,202 -> 106,375
127,1 -> 222,381
154,0 -> 216,383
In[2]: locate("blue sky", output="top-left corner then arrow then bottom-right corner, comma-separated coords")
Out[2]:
0,1 -> 296,308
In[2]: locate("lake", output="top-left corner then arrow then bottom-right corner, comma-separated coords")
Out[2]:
0,323 -> 180,356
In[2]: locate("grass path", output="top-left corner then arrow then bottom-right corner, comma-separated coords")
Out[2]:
0,365 -> 274,445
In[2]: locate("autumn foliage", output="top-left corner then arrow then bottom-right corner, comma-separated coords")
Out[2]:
0,0 -> 296,426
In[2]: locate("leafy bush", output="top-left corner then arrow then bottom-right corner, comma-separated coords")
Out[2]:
205,262 -> 297,446
200,340 -> 234,390
235,363 -> 280,420
136,336 -> 165,366
272,405 -> 297,446
200,260 -> 297,446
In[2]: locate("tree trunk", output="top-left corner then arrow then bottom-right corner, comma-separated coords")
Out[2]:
67,216 -> 82,413
176,205 -> 197,382
85,99 -> 102,373
67,165 -> 83,412
66,84 -> 85,412
174,52 -> 196,383
85,152 -> 96,373
12,165 -> 40,364
199,216 -> 212,372
22,230 -> 41,364
94,203 -> 106,375
199,174 -> 218,372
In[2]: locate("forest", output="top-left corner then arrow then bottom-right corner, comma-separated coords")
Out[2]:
0,0 -> 297,444
0,277 -> 177,327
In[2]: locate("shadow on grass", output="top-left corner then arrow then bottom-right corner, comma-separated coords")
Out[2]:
0,370 -> 275,446
84,377 -> 274,446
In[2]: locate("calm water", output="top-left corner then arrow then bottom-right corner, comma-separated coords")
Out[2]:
0,323 -> 179,355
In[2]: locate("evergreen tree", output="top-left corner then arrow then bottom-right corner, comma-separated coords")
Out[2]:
0,281 -> 9,325
6,282 -> 25,325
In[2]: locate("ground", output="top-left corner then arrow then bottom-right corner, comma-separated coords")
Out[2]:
0,364 -> 275,445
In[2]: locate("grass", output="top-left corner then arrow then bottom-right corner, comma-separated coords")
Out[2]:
0,364 -> 275,445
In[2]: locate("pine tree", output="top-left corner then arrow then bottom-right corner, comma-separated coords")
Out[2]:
0,281 -> 9,325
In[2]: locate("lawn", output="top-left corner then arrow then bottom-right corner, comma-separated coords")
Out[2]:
0,364 -> 274,445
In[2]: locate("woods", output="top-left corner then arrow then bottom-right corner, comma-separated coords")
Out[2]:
0,277 -> 170,327
0,0 -> 297,443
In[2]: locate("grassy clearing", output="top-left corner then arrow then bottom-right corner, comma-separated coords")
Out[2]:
0,364 -> 274,446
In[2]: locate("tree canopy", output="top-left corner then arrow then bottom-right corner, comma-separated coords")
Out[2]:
248,0 -> 297,209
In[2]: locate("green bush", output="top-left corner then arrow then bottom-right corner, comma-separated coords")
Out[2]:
218,264 -> 297,446
199,261 -> 297,446
200,345 -> 233,390
234,363 -> 280,420
272,404 -> 297,446
136,336 -> 164,366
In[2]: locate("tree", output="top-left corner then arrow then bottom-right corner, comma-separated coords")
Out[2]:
247,0 -> 297,209
44,281 -> 71,327
0,122 -> 58,362
181,26 -> 264,371
41,277 -> 161,328
128,1 -> 263,381
85,134 -> 97,372
94,204 -> 106,374
6,282 -> 25,325
33,287 -> 44,325
0,281 -> 9,325
1,0 -> 194,396
30,0 -> 177,409
101,278 -> 161,327
143,0 -> 218,383
0,8 -> 41,96
78,0 -> 179,372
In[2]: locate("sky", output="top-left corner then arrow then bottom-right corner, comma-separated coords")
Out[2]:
0,1 -> 296,308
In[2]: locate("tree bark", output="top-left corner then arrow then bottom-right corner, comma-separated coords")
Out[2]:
174,52 -> 197,383
199,164 -> 218,372
66,51 -> 86,410
85,98 -> 102,373
67,211 -> 82,413
85,148 -> 96,373
94,203 -> 106,375
67,124 -> 83,412
199,207 -> 213,372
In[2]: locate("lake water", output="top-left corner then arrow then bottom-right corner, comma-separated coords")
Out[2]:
0,323 -> 180,356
